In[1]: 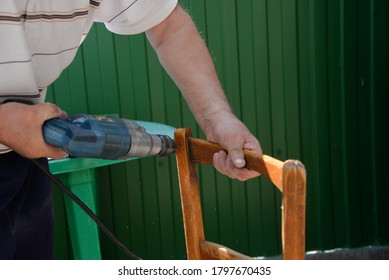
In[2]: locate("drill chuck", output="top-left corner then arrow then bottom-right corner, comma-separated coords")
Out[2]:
120,119 -> 177,158
42,114 -> 176,160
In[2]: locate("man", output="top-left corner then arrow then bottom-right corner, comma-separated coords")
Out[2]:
0,1 -> 261,259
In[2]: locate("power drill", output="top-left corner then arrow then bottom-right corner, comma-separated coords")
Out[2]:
42,114 -> 177,159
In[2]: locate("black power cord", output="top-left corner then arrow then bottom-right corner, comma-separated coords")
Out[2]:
31,159 -> 142,260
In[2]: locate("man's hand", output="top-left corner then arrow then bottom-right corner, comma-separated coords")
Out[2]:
0,102 -> 68,159
205,110 -> 262,181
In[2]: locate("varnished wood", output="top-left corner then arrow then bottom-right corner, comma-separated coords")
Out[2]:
282,160 -> 306,260
200,241 -> 253,260
174,128 -> 306,260
188,137 -> 284,190
175,129 -> 205,260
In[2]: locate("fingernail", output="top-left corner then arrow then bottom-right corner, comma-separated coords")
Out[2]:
234,158 -> 245,166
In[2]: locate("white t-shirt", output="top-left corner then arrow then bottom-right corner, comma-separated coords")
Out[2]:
0,0 -> 177,153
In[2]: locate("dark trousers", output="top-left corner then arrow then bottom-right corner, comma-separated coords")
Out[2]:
0,152 -> 53,259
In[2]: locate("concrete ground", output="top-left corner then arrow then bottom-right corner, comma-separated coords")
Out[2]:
305,245 -> 389,260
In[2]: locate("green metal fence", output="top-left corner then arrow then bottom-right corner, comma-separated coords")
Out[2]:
49,0 -> 389,259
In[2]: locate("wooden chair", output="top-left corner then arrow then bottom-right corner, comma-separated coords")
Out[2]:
174,128 -> 306,260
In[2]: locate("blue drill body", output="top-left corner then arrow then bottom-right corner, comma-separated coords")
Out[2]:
42,114 -> 176,159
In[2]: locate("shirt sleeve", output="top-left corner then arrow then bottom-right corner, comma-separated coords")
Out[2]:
95,0 -> 178,35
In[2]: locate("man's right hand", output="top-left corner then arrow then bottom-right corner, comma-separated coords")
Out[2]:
0,102 -> 68,159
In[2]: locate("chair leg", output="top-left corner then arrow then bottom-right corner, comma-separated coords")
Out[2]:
175,128 -> 206,260
282,160 -> 306,260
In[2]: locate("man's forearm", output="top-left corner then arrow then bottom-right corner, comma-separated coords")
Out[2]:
146,5 -> 233,136
146,5 -> 261,181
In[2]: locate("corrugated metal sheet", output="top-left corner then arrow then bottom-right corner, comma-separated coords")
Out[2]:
50,0 -> 389,259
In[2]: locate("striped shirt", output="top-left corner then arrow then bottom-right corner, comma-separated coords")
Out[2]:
0,0 -> 177,154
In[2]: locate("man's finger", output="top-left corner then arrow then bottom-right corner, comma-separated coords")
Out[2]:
213,151 -> 229,176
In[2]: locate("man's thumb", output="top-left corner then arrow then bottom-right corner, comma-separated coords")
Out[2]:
228,148 -> 246,168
